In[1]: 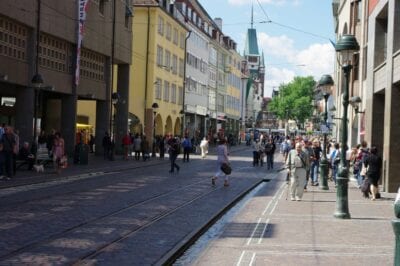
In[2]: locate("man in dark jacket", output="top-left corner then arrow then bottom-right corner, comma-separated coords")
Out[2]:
0,126 -> 16,179
265,138 -> 276,170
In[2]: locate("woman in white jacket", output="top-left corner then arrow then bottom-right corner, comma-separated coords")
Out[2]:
211,138 -> 230,187
200,137 -> 209,158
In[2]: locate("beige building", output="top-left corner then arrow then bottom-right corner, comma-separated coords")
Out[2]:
132,0 -> 188,142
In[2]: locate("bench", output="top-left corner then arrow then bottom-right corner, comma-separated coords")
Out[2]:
36,148 -> 53,167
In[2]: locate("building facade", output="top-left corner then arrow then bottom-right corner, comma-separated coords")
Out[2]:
131,0 -> 187,143
0,0 -> 132,155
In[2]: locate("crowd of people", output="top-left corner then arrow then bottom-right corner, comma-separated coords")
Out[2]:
280,135 -> 382,202
0,124 -> 66,179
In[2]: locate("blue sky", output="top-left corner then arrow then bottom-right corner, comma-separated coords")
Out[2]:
198,0 -> 336,97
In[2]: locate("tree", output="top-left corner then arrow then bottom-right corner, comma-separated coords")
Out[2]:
268,76 -> 316,126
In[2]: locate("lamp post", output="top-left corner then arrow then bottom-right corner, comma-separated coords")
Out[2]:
152,102 -> 159,157
32,0 -> 43,162
349,96 -> 365,114
334,34 -> 359,219
110,92 -> 120,160
317,74 -> 334,191
179,109 -> 184,136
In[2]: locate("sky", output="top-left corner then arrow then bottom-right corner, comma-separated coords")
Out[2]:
198,0 -> 336,97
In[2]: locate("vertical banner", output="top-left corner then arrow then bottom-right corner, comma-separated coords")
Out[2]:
75,0 -> 90,86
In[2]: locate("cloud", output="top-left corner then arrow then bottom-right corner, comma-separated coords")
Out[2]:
258,32 -> 335,97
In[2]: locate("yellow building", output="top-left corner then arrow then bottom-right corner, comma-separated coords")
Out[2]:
132,1 -> 188,141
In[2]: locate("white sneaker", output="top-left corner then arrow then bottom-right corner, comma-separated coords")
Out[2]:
290,197 -> 295,201
296,197 -> 301,201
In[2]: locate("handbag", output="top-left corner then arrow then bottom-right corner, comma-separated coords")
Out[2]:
220,162 -> 232,175
360,164 -> 368,176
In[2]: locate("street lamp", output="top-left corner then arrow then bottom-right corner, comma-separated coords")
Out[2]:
317,74 -> 334,191
349,96 -> 365,114
179,109 -> 185,136
110,92 -> 120,160
152,102 -> 159,157
334,34 -> 360,219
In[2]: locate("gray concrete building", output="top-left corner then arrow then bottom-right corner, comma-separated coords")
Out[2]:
0,0 -> 132,155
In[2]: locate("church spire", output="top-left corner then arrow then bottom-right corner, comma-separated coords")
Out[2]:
251,3 -> 254,29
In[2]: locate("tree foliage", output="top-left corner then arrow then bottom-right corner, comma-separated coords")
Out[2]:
268,76 -> 316,124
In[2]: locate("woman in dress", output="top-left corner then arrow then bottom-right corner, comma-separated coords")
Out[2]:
52,132 -> 65,174
364,146 -> 382,200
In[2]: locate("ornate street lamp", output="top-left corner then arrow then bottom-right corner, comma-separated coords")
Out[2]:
152,102 -> 159,157
317,74 -> 334,191
334,34 -> 360,219
204,114 -> 209,138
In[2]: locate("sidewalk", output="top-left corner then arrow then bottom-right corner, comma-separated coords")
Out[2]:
190,171 -> 396,266
0,144 -> 248,189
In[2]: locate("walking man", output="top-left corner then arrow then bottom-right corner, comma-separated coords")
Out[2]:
286,142 -> 308,201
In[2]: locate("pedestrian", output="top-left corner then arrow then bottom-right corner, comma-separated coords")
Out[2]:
159,136 -> 165,159
47,129 -> 56,157
302,139 -> 313,191
286,142 -> 307,201
18,142 -> 35,170
102,132 -> 111,160
211,138 -> 230,187
133,134 -> 142,160
12,128 -> 19,176
356,141 -> 369,187
167,137 -> 180,173
141,136 -> 150,161
89,134 -> 95,153
38,130 -> 47,149
199,137 -> 209,159
252,139 -> 262,166
182,135 -> 192,162
329,143 -> 341,185
364,146 -> 382,200
52,132 -> 65,174
122,131 -> 132,160
0,126 -> 16,180
310,139 -> 322,186
265,138 -> 276,170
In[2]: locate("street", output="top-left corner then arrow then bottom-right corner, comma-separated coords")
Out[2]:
0,146 -> 273,265
0,147 -> 396,266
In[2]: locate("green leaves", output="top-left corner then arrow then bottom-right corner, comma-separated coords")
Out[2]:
268,76 -> 316,124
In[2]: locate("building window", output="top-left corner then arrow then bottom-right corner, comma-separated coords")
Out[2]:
158,16 -> 164,36
0,17 -> 27,62
178,58 -> 184,77
155,78 -> 162,99
157,45 -> 163,66
166,23 -> 171,40
180,32 -> 185,48
173,28 -> 178,45
163,81 -> 170,102
99,0 -> 105,15
172,54 -> 178,74
164,50 -> 171,70
171,83 -> 177,103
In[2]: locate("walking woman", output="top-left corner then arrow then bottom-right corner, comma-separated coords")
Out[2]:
167,137 -> 180,173
364,146 -> 382,200
52,132 -> 65,174
211,138 -> 230,187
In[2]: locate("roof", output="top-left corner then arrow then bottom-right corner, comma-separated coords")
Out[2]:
244,28 -> 259,56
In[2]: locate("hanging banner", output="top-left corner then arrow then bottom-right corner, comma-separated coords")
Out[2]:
75,0 -> 90,86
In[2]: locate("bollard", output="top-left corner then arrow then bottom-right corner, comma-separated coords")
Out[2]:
392,187 -> 400,266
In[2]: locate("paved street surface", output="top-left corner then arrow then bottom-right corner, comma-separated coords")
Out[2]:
0,146 -> 396,266
187,169 -> 396,266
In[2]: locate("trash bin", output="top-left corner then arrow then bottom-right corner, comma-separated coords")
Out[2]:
74,143 -> 89,165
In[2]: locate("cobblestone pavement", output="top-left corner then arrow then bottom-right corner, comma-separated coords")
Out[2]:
187,166 -> 396,266
0,145 -> 279,265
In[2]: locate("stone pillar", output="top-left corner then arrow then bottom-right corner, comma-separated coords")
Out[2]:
61,94 -> 77,157
15,87 -> 34,145
95,100 -> 110,156
388,85 -> 400,192
114,64 -> 130,154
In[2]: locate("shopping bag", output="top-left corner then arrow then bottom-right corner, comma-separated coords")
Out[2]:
220,163 -> 232,175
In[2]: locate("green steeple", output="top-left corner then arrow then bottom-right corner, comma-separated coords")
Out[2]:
244,5 -> 260,56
